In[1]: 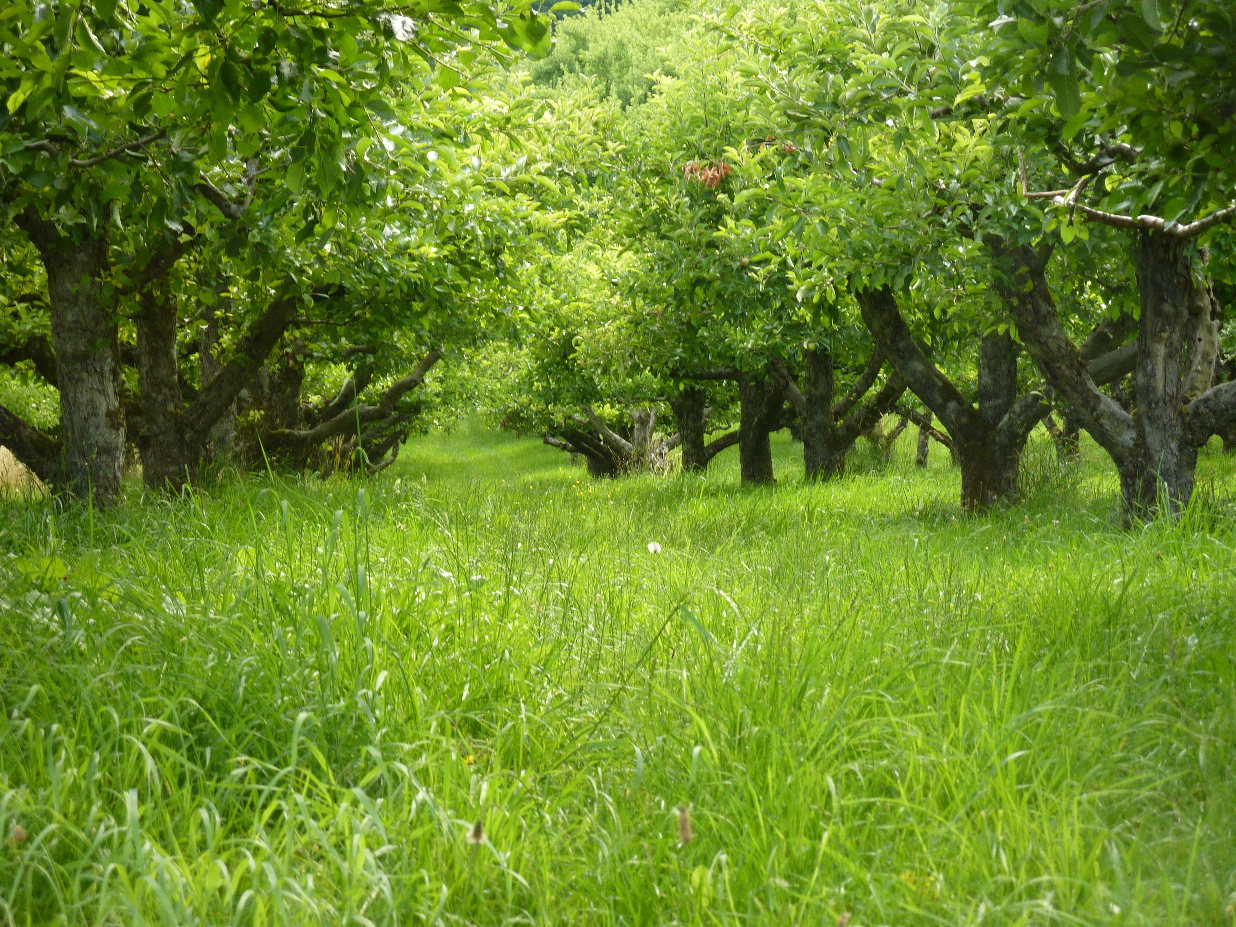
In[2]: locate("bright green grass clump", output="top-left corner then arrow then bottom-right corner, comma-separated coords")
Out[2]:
1,426 -> 1234,926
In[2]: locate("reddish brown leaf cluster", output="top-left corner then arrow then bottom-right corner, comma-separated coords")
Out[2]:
682,160 -> 732,189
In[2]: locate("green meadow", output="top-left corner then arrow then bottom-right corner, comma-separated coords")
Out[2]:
2,427 -> 1234,926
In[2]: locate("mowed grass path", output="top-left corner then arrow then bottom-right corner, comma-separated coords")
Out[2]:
1,426 -> 1234,926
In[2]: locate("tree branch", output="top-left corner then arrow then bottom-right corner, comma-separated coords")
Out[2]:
836,373 -> 907,444
1086,341 -> 1137,386
67,130 -> 167,168
700,429 -> 740,465
270,347 -> 443,446
993,390 -> 1050,452
0,331 -> 58,386
583,406 -> 635,455
0,403 -> 59,485
832,349 -> 884,420
856,286 -> 986,440
986,238 -> 1136,460
195,179 -> 249,221
185,294 -> 302,443
315,363 -> 376,423
1186,380 -> 1236,444
769,358 -> 807,418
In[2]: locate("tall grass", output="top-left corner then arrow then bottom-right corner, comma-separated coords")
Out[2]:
1,425 -> 1233,925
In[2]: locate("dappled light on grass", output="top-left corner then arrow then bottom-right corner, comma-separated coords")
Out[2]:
1,427 -> 1234,925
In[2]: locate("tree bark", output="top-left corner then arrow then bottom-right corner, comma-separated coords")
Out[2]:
978,331 -> 1017,428
988,241 -> 1135,457
798,348 -> 843,480
199,300 -> 238,465
987,233 -> 1228,522
738,371 -> 781,485
132,290 -> 195,489
670,387 -> 708,472
16,215 -> 126,506
915,421 -> 931,467
1124,230 -> 1201,517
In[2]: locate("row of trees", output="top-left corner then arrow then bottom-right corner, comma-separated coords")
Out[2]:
490,0 -> 1235,522
2,0 -> 1234,524
0,0 -> 571,502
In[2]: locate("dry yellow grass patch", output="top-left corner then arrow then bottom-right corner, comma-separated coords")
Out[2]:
0,446 -> 42,496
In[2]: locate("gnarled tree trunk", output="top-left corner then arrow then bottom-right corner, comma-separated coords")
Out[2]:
128,292 -> 300,491
989,234 -> 1235,523
1124,231 -> 1199,516
544,404 -> 681,477
16,215 -> 126,506
857,286 -> 1048,511
263,347 -> 443,474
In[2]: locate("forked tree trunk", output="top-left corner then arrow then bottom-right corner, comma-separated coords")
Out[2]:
262,348 -> 442,473
857,286 -> 1047,512
987,233 -> 1235,523
544,404 -> 681,477
129,292 -> 300,490
779,348 -> 905,479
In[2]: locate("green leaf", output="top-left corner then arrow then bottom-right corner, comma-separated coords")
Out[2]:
62,104 -> 98,131
286,160 -> 305,194
192,0 -> 223,26
1047,50 -> 1081,118
1138,0 -> 1163,32
953,79 -> 986,107
435,65 -> 461,90
502,14 -> 551,57
6,77 -> 36,114
1016,16 -> 1050,45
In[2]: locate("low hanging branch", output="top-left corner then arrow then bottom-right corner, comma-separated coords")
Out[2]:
0,403 -> 59,486
263,347 -> 444,473
543,405 -> 681,477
